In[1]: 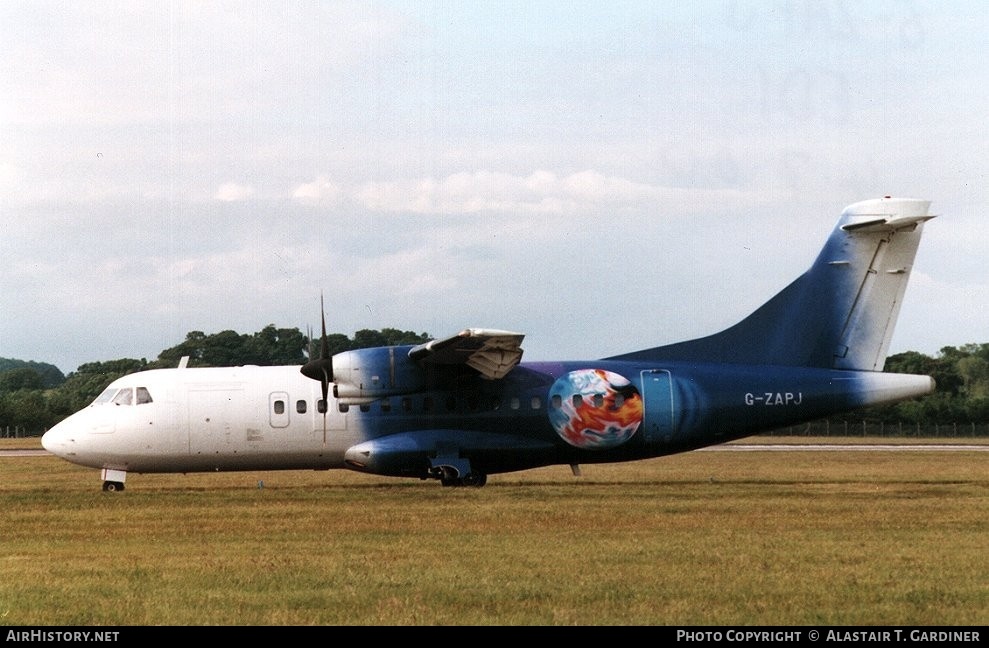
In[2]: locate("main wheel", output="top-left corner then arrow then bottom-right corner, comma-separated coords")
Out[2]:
102,481 -> 125,492
463,472 -> 487,487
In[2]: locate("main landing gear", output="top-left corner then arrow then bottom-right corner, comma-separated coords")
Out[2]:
441,472 -> 488,488
432,464 -> 488,487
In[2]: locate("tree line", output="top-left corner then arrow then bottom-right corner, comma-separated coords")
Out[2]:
0,325 -> 430,436
3,328 -> 989,436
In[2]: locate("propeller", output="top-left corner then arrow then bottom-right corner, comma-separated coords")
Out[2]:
300,295 -> 333,444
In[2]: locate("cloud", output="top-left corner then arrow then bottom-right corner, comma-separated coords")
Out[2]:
214,182 -> 254,202
1,3 -> 984,377
0,2 -> 413,128
893,270 -> 989,357
352,169 -> 663,214
292,177 -> 343,205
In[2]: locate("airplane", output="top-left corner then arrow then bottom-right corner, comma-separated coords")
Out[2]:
42,196 -> 937,491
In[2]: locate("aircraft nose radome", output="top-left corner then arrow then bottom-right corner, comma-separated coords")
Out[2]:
41,420 -> 73,457
41,427 -> 59,454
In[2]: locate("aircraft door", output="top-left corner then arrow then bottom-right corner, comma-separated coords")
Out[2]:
641,370 -> 675,444
188,387 -> 247,454
153,398 -> 185,456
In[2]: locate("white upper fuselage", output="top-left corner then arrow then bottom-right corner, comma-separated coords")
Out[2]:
42,365 -> 355,472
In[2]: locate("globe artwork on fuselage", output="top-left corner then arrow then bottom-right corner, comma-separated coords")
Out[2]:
548,369 -> 643,449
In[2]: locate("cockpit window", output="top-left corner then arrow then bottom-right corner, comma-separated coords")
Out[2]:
92,386 -> 153,406
92,388 -> 117,405
92,387 -> 154,405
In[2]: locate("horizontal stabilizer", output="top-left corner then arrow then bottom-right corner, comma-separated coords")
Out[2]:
409,328 -> 525,379
841,213 -> 936,233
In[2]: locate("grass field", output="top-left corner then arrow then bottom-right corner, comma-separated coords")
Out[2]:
2,437 -> 988,626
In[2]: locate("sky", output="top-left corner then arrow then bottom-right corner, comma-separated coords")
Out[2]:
1,1 -> 986,375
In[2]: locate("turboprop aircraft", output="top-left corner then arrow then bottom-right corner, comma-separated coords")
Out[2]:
43,197 -> 937,490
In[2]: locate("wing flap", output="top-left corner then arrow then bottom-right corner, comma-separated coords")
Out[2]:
408,328 -> 524,379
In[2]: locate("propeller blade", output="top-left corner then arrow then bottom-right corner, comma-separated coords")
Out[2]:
319,295 -> 328,360
319,295 -> 330,400
300,294 -> 332,446
301,295 -> 333,386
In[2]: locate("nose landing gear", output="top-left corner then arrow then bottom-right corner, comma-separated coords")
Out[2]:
102,480 -> 125,492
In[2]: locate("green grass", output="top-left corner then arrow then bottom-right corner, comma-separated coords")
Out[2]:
2,443 -> 988,625
0,437 -> 44,450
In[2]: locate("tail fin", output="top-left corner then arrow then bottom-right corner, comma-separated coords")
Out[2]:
608,197 -> 935,371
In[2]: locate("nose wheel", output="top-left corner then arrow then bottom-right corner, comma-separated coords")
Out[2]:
100,468 -> 128,492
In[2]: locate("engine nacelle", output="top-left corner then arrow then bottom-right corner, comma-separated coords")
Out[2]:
331,346 -> 429,404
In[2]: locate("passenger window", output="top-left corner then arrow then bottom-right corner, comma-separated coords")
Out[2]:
593,394 -> 604,408
613,394 -> 625,409
338,403 -> 349,413
402,397 -> 412,412
530,397 -> 541,410
136,387 -> 153,404
551,394 -> 562,409
423,396 -> 434,412
274,400 -> 285,415
380,399 -> 391,413
112,388 -> 133,406
318,399 -> 327,414
510,397 -> 520,410
296,400 -> 307,414
572,394 -> 583,408
360,404 -> 370,412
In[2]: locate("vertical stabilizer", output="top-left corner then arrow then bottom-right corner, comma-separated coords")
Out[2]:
829,198 -> 933,370
607,197 -> 934,371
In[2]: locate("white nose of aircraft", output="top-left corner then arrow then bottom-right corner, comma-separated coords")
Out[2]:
41,420 -> 70,458
41,411 -> 95,465
41,428 -> 53,452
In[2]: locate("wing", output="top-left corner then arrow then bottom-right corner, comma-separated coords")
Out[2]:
408,328 -> 524,379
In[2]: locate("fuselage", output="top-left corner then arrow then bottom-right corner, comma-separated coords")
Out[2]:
41,360 -> 934,479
